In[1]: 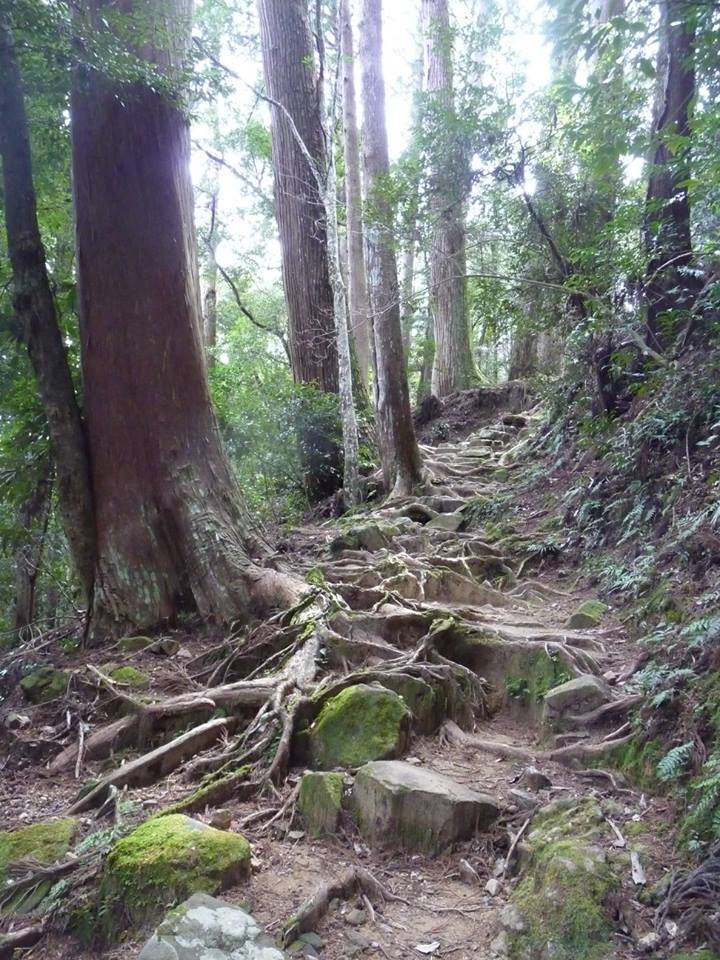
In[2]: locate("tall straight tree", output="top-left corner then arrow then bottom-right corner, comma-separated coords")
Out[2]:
257,0 -> 342,498
340,0 -> 371,388
0,14 -> 96,602
644,0 -> 697,349
360,0 -> 424,496
72,0 -> 300,635
421,0 -> 474,396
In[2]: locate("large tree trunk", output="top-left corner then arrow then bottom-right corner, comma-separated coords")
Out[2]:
340,0 -> 372,389
0,15 -> 96,602
360,0 -> 423,496
203,159 -> 220,364
644,0 -> 697,349
421,0 -> 474,397
257,0 -> 342,500
71,0 -> 299,636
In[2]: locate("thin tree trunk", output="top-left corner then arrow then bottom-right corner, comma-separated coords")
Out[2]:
257,0 -> 342,499
14,466 -> 53,636
360,0 -> 423,497
71,0 -> 300,636
0,15 -> 96,603
644,0 -> 697,349
416,309 -> 435,404
421,0 -> 473,397
340,0 -> 372,389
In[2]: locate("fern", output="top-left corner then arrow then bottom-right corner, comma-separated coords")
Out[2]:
657,741 -> 694,781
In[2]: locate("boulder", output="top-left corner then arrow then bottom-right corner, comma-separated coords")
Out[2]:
426,511 -> 464,532
309,684 -> 411,769
503,799 -> 619,960
96,814 -> 251,939
298,771 -> 344,836
0,818 -> 76,912
353,760 -> 500,854
543,674 -> 611,726
566,600 -> 608,630
20,665 -> 69,704
139,892 -> 284,959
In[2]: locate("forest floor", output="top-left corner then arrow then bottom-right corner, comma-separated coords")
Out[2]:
0,388 -> 683,960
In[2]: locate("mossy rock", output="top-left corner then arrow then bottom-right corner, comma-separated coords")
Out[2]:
566,600 -> 608,630
19,665 -> 69,704
118,635 -> 154,653
94,814 -> 251,942
376,674 -> 441,734
505,800 -> 619,960
309,683 -> 411,769
329,522 -> 398,555
99,662 -> 150,689
298,771 -> 344,836
0,818 -> 76,913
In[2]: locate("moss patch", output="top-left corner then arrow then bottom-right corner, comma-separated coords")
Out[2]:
567,600 -> 608,629
298,771 -> 344,836
604,736 -> 662,790
309,683 -> 411,769
93,814 -> 251,942
118,636 -> 154,652
508,800 -> 618,960
0,818 -> 76,913
99,663 -> 150,689
20,666 -> 69,704
160,766 -> 250,816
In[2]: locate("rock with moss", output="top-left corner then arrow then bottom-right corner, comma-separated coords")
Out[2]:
19,665 -> 69,704
298,771 -> 344,836
139,892 -> 284,960
309,684 -> 411,769
377,674 -> 441,734
0,818 -> 76,913
118,635 -> 154,653
329,522 -> 398,555
566,600 -> 608,630
503,799 -> 619,960
99,662 -> 150,689
94,814 -> 251,941
353,760 -> 500,854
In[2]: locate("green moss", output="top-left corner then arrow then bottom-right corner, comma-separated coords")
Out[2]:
160,766 -> 250,816
670,952 -> 720,960
99,663 -> 150,689
506,650 -> 572,707
298,772 -> 344,836
309,683 -> 410,769
509,801 -> 618,960
0,818 -> 76,913
567,600 -> 608,629
604,737 -> 662,789
93,814 -> 251,941
118,636 -> 154,652
376,675 -> 440,733
19,666 -> 69,703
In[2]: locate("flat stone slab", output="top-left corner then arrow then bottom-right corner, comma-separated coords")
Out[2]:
353,760 -> 500,854
139,892 -> 284,959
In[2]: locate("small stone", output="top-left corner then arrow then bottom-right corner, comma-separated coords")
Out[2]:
209,808 -> 233,830
287,829 -> 305,841
489,931 -> 509,957
508,788 -> 540,810
499,904 -> 526,933
492,857 -> 505,877
518,766 -> 552,791
345,929 -> 371,947
602,670 -> 618,684
459,858 -> 479,884
299,932 -> 324,949
485,878 -> 502,896
345,908 -> 366,926
637,932 -> 661,953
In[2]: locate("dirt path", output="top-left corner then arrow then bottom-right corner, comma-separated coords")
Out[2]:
1,407 -> 676,960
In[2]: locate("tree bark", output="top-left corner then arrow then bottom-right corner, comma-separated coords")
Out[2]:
644,0 -> 697,348
0,14 -> 96,603
340,0 -> 372,389
360,0 -> 424,496
203,159 -> 220,363
14,465 -> 52,636
421,0 -> 474,397
71,0 -> 299,636
257,0 -> 342,499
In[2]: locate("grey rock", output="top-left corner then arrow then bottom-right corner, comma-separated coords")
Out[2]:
489,931 -> 510,957
426,511 -> 464,532
508,788 -> 540,810
209,808 -> 233,830
138,892 -> 285,960
485,878 -> 502,896
518,766 -> 552,791
345,908 -> 366,926
499,904 -> 526,933
543,674 -> 611,722
353,760 -> 500,855
299,932 -> 324,949
637,932 -> 661,953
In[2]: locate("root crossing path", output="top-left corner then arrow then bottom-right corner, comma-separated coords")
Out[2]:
1,406 -> 663,960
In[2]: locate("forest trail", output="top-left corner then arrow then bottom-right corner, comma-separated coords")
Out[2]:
2,402 -> 672,960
